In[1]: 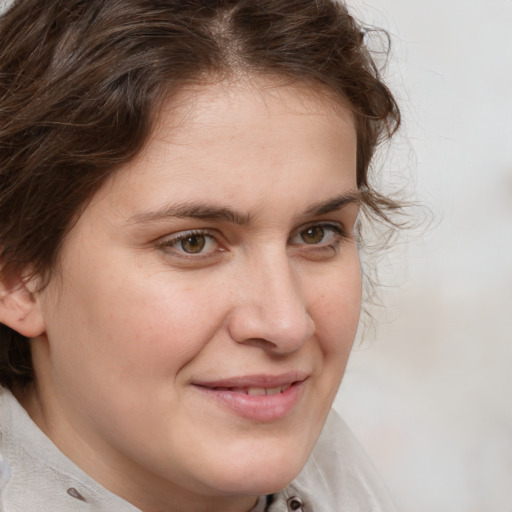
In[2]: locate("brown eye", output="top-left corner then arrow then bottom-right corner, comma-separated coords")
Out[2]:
289,223 -> 344,249
180,234 -> 206,253
300,226 -> 325,244
162,231 -> 220,257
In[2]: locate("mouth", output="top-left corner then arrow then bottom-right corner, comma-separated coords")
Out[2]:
207,383 -> 293,396
191,373 -> 308,422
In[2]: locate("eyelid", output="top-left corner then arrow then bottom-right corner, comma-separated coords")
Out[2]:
157,228 -> 224,258
289,221 -> 346,246
154,220 -> 348,263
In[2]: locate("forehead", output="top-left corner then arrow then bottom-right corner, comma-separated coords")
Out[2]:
157,77 -> 354,144
115,79 -> 354,181
84,78 -> 357,225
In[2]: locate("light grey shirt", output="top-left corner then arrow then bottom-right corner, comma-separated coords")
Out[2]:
0,387 -> 397,511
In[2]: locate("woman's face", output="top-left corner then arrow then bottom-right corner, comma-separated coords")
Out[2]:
27,80 -> 361,511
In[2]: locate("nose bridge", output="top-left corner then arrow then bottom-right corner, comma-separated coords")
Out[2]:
229,246 -> 315,351
259,250 -> 303,318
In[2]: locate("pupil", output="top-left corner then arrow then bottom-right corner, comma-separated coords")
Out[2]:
303,227 -> 324,244
181,235 -> 205,253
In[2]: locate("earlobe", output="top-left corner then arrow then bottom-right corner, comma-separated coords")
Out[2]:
0,273 -> 45,338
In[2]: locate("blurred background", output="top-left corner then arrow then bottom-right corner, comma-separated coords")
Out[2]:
333,1 -> 512,512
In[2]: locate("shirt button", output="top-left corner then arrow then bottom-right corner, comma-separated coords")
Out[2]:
287,496 -> 304,511
67,487 -> 87,501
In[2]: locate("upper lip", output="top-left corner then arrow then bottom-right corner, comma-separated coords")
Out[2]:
192,371 -> 309,389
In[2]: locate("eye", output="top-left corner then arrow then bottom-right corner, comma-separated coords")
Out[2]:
290,223 -> 344,247
299,226 -> 328,244
177,233 -> 208,253
159,230 -> 221,256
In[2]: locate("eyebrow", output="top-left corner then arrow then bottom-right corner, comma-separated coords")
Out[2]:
126,191 -> 360,226
304,191 -> 361,216
127,202 -> 252,225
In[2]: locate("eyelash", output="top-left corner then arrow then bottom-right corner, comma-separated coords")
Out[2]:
157,222 -> 346,260
289,222 -> 346,250
157,229 -> 221,259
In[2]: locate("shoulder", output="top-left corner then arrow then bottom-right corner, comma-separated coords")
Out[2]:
0,419 -> 12,512
0,387 -> 140,512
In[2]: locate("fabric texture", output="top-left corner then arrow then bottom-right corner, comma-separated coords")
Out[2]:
0,387 -> 397,511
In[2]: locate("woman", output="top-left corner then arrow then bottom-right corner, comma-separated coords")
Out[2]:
0,1 -> 401,511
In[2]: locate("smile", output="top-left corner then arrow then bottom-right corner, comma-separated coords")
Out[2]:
192,374 -> 308,422
211,384 -> 292,396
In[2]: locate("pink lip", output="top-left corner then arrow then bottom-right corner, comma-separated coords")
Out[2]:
192,372 -> 308,422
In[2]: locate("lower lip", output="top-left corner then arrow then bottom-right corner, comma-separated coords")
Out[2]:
193,381 -> 305,422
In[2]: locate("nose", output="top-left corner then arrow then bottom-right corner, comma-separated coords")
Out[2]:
227,252 -> 315,354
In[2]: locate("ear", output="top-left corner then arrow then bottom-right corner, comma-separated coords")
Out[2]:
0,271 -> 45,338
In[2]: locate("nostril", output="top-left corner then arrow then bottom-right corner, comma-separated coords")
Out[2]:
241,337 -> 281,351
226,291 -> 313,351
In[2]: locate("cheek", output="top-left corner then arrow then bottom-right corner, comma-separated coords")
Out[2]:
43,263 -> 226,393
116,290 -> 222,372
91,283 -> 225,379
309,259 -> 362,355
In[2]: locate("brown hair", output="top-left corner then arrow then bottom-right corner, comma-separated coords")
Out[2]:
0,0 -> 400,390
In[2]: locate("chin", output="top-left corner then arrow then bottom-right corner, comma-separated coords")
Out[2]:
213,470 -> 300,498
203,447 -> 308,497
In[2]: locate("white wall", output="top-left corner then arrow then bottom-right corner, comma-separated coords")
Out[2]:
334,1 -> 512,512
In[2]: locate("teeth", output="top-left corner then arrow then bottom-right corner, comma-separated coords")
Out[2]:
245,384 -> 291,396
247,388 -> 266,396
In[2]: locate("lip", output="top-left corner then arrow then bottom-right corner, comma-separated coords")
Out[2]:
192,372 -> 308,422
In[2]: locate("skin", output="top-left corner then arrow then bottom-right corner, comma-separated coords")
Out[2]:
13,79 -> 362,512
